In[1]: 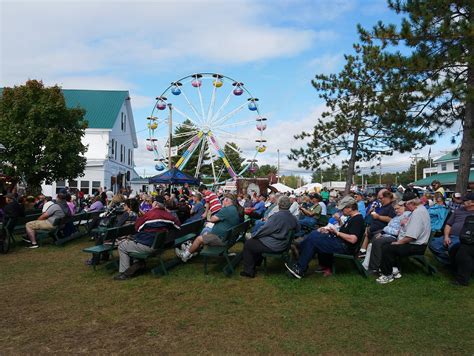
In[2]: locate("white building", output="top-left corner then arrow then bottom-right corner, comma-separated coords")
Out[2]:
415,151 -> 474,190
42,89 -> 139,197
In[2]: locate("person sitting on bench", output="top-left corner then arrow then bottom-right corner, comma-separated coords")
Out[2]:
241,195 -> 300,278
114,196 -> 180,280
285,196 -> 365,279
376,192 -> 431,284
176,193 -> 240,262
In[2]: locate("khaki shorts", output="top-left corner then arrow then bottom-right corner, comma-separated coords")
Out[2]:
26,220 -> 54,231
202,233 -> 226,246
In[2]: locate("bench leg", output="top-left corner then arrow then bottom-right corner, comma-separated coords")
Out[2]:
204,256 -> 209,275
354,258 -> 368,278
223,253 -> 234,276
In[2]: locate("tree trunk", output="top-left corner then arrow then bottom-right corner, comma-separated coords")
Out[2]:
345,130 -> 359,195
455,65 -> 474,195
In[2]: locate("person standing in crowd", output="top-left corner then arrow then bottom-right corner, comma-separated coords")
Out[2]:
431,180 -> 445,197
198,184 -> 222,219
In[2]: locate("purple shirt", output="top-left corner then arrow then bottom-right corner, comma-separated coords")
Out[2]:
88,201 -> 104,212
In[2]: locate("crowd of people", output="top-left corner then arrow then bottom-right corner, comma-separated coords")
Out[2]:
1,179 -> 473,286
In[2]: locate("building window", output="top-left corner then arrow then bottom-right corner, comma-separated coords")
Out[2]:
128,149 -> 132,165
56,180 -> 66,194
441,163 -> 447,172
120,144 -> 124,162
80,181 -> 90,194
111,139 -> 115,159
454,160 -> 474,169
92,181 -> 101,195
114,140 -> 117,160
121,112 -> 126,132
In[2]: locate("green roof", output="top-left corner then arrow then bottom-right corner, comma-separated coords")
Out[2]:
434,151 -> 460,163
0,88 -> 129,129
412,170 -> 474,186
62,89 -> 129,129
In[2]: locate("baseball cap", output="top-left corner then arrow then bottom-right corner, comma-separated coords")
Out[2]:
454,192 -> 462,198
289,194 -> 296,198
462,192 -> 474,201
336,196 -> 356,210
401,191 -> 418,203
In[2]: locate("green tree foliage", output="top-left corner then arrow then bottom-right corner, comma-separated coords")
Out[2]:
358,0 -> 473,193
289,45 -> 423,194
220,142 -> 245,180
311,163 -> 348,182
281,174 -> 305,189
0,80 -> 87,195
171,119 -> 210,177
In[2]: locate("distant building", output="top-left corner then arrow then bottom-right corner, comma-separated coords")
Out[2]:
41,89 -> 139,197
414,151 -> 474,190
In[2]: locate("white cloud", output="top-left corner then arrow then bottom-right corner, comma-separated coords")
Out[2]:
307,52 -> 345,74
0,0 -> 323,86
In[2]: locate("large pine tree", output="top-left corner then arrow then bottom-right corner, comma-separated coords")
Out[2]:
358,0 -> 473,193
289,44 -> 429,193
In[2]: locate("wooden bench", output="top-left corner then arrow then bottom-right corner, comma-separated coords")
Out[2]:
3,214 -> 42,247
200,220 -> 250,276
407,231 -> 437,275
82,224 -> 136,270
262,230 -> 295,274
332,225 -> 368,278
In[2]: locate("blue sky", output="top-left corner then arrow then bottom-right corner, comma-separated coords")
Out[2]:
1,0 -> 457,181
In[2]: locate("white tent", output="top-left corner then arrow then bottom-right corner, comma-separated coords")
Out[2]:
270,183 -> 293,193
294,182 -> 323,194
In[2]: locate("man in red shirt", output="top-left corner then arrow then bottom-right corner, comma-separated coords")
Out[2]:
198,184 -> 222,219
115,196 -> 180,280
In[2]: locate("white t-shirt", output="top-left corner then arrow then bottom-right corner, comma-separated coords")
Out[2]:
42,201 -> 54,213
405,205 -> 431,245
319,201 -> 327,216
289,201 -> 300,218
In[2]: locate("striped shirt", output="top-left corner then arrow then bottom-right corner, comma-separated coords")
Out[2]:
204,191 -> 222,214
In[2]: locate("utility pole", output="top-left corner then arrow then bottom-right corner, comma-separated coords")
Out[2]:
168,103 -> 173,169
410,153 -> 420,182
277,149 -> 280,183
378,155 -> 382,185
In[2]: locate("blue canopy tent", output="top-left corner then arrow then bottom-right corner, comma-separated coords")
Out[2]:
148,167 -> 201,186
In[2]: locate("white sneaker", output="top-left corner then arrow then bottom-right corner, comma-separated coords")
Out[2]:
175,248 -> 183,258
392,267 -> 402,279
180,249 -> 192,262
245,232 -> 252,240
376,275 -> 394,284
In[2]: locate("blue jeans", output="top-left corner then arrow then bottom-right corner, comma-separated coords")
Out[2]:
299,216 -> 317,230
429,235 -> 460,265
251,220 -> 265,234
297,231 -> 349,271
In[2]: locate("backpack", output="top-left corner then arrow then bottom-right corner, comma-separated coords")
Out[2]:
459,215 -> 474,245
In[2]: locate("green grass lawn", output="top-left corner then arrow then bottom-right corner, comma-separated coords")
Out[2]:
1,237 -> 473,354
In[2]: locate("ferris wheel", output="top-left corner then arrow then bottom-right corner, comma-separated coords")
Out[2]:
146,73 -> 267,184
